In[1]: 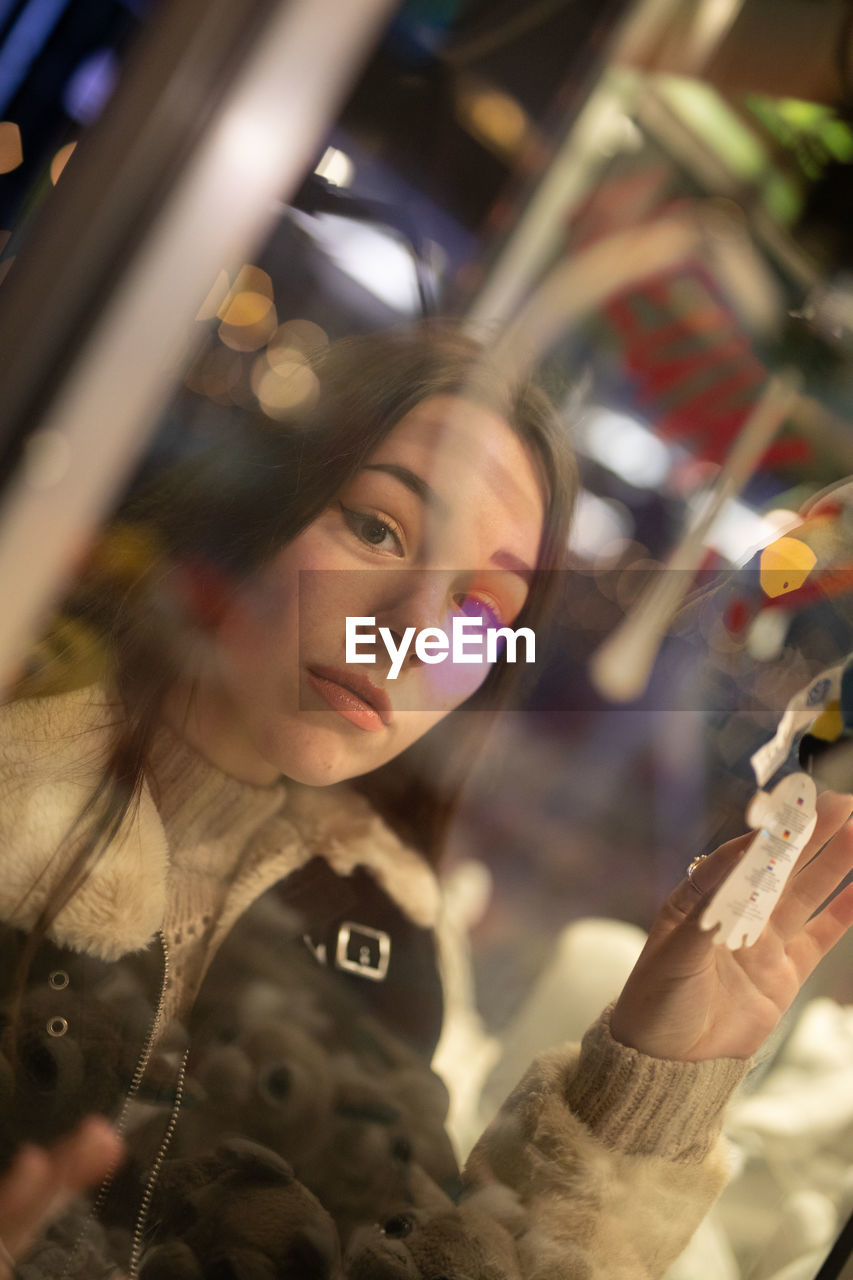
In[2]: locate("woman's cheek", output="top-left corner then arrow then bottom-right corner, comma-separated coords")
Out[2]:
211,577 -> 296,676
418,652 -> 494,708
284,530 -> 378,629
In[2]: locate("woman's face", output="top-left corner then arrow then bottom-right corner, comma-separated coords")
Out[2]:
185,394 -> 546,786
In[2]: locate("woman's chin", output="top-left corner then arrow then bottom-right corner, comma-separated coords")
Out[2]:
269,720 -> 387,788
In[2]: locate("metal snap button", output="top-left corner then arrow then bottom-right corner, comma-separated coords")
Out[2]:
46,1016 -> 68,1037
48,970 -> 69,990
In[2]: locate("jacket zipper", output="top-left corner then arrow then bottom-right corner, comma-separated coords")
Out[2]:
127,1043 -> 188,1276
60,931 -> 182,1280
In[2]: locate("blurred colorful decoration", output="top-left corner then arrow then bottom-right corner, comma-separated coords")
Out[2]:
716,480 -> 853,673
796,654 -> 853,777
603,265 -> 806,467
589,373 -> 800,702
746,95 -> 853,184
759,537 -> 818,598
568,170 -> 809,470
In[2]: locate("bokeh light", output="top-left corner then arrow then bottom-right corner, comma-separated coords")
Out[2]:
456,85 -> 528,158
216,264 -> 277,351
251,357 -> 319,419
0,122 -> 23,174
218,304 -> 277,352
50,142 -> 77,185
269,318 -> 328,360
314,145 -> 354,188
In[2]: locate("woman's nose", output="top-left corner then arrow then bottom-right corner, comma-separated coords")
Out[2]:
373,569 -> 464,670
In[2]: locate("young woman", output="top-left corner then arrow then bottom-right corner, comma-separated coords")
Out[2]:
1,324 -> 852,1279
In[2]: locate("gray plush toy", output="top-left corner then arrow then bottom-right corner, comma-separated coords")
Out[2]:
139,1139 -> 341,1280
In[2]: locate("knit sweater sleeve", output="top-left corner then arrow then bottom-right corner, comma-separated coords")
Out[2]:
462,1003 -> 750,1280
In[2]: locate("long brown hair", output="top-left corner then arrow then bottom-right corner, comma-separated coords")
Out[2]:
12,322 -> 577,949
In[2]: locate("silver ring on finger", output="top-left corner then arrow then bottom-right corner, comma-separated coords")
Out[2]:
686,853 -> 710,895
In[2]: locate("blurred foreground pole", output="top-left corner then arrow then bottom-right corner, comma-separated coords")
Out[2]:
0,0 -> 395,686
468,0 -> 852,334
465,0 -> 709,331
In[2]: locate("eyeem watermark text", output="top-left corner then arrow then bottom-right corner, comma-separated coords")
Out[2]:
346,616 -> 535,679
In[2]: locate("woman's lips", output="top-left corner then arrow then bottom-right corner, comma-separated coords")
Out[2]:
306,666 -> 393,733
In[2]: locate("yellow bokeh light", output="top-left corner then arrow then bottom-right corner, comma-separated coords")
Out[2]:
270,319 -> 328,358
759,536 -> 818,598
215,265 -> 276,348
267,344 -> 308,373
0,122 -> 23,174
457,87 -> 528,157
253,361 -> 319,419
219,291 -> 273,328
216,264 -> 273,318
219,303 -> 277,352
50,141 -> 77,185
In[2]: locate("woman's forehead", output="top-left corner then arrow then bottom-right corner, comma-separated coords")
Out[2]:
369,394 -> 546,526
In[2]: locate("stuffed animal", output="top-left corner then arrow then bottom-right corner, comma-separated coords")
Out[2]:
141,1141 -> 525,1280
343,1170 -> 524,1280
176,981 -> 337,1167
173,963 -> 458,1243
139,1138 -> 341,1280
293,1051 -> 420,1245
174,987 -> 426,1244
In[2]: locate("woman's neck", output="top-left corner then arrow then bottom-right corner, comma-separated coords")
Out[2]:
161,679 -> 283,788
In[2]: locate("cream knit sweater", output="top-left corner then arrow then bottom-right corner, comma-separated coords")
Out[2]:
149,721 -> 289,1022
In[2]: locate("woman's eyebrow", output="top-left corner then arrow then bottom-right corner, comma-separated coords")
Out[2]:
363,462 -> 534,582
362,463 -> 450,516
490,550 -> 534,584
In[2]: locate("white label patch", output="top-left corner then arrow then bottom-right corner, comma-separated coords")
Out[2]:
700,773 -> 817,949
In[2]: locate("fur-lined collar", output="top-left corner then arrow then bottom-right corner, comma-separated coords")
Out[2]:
0,686 -> 439,961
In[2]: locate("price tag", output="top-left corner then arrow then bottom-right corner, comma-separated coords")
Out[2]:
701,774 -> 818,949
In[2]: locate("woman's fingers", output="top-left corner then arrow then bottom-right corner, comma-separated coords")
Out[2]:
660,831 -> 753,927
772,792 -> 853,942
788,881 -> 853,978
46,1116 -> 122,1193
663,792 -> 853,941
791,790 -> 853,878
0,1117 -> 122,1265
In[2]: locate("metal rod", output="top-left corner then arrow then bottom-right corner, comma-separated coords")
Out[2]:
0,0 -> 396,685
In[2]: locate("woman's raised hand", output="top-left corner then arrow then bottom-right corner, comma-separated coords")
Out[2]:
0,1117 -> 123,1277
609,790 -> 853,1062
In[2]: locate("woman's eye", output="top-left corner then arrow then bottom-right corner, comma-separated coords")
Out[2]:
339,505 -> 404,557
454,594 -> 504,630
